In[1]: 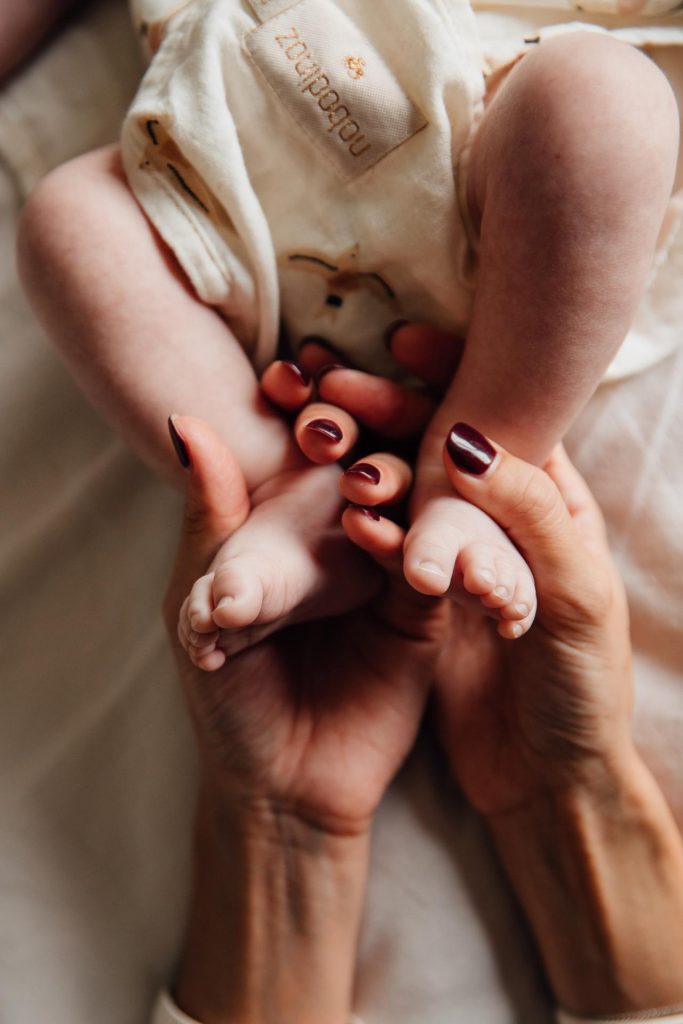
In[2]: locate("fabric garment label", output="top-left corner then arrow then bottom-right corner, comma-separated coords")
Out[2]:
246,0 -> 299,22
244,0 -> 427,180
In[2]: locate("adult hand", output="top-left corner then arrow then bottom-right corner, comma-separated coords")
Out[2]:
162,414 -> 448,1024
344,425 -> 683,1015
261,323 -> 459,462
434,432 -> 633,817
163,414 -> 446,837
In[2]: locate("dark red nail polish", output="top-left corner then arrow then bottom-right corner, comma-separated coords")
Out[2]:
345,462 -> 381,485
316,363 -> 346,382
446,423 -> 496,475
307,418 -> 343,443
282,361 -> 310,386
383,319 -> 410,350
354,504 -> 380,521
168,416 -> 191,469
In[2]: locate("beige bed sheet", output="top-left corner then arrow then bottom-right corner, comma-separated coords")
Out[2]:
0,4 -> 681,1023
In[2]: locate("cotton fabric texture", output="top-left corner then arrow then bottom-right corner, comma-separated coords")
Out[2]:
1,1 -> 683,1023
125,0 -> 683,382
122,0 -> 484,376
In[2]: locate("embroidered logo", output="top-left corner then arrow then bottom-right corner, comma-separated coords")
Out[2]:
245,0 -> 427,181
344,56 -> 366,80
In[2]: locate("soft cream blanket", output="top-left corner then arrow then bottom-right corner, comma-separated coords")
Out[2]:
0,4 -> 681,1022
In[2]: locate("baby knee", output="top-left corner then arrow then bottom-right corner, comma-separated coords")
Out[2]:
17,158 -> 85,305
17,148 -> 121,329
475,33 -> 679,236
524,34 -> 678,196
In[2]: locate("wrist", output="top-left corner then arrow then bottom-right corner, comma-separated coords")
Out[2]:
487,749 -> 683,1015
174,781 -> 369,1024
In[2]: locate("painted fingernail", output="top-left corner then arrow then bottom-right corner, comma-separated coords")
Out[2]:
446,423 -> 496,475
282,361 -> 310,386
168,415 -> 191,469
354,505 -> 380,521
316,363 -> 347,382
307,418 -> 343,443
383,319 -> 410,350
345,462 -> 381,485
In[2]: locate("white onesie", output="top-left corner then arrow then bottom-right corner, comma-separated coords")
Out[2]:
122,0 -> 486,377
121,1 -> 683,385
123,0 -> 683,384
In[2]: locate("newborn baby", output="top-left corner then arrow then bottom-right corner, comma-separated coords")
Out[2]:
18,0 -> 681,669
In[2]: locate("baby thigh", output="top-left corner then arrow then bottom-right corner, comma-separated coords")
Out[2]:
439,32 -> 680,465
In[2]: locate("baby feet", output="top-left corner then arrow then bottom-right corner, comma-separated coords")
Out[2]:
339,453 -> 536,640
403,496 -> 536,639
178,464 -> 378,670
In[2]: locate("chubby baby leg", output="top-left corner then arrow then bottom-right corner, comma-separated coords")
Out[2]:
18,147 -> 376,667
404,33 -> 679,626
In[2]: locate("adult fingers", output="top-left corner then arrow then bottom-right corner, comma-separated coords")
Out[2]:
318,366 -> 436,438
163,415 -> 250,626
340,452 -> 413,507
260,360 -> 313,412
385,322 -> 465,389
260,359 -> 433,439
296,337 -> 350,375
341,504 -> 406,576
293,401 -> 360,463
442,423 -> 610,619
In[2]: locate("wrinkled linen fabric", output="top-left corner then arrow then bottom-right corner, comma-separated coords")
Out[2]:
0,3 -> 681,1024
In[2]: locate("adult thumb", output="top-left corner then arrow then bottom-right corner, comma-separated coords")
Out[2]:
442,422 -> 587,593
163,415 -> 250,626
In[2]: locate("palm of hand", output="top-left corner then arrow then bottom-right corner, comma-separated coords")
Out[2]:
435,577 -> 633,819
176,582 -> 448,835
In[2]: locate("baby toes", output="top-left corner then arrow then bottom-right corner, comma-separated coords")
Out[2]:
498,573 -> 537,633
458,544 -> 537,637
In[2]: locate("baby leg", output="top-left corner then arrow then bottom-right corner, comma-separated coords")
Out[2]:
17,147 -> 375,662
405,34 -> 679,629
0,0 -> 78,79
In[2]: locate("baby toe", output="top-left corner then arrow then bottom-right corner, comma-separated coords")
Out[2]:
478,555 -> 517,609
457,542 -> 498,597
194,648 -> 227,672
212,560 -> 264,629
403,522 -> 464,597
187,573 -> 218,633
497,610 -> 535,640
500,574 -> 537,624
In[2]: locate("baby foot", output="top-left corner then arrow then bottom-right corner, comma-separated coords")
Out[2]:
178,464 -> 377,669
403,494 -> 536,639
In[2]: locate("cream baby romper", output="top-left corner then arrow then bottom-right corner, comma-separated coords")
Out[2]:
123,0 -> 683,388
122,0 -> 486,378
